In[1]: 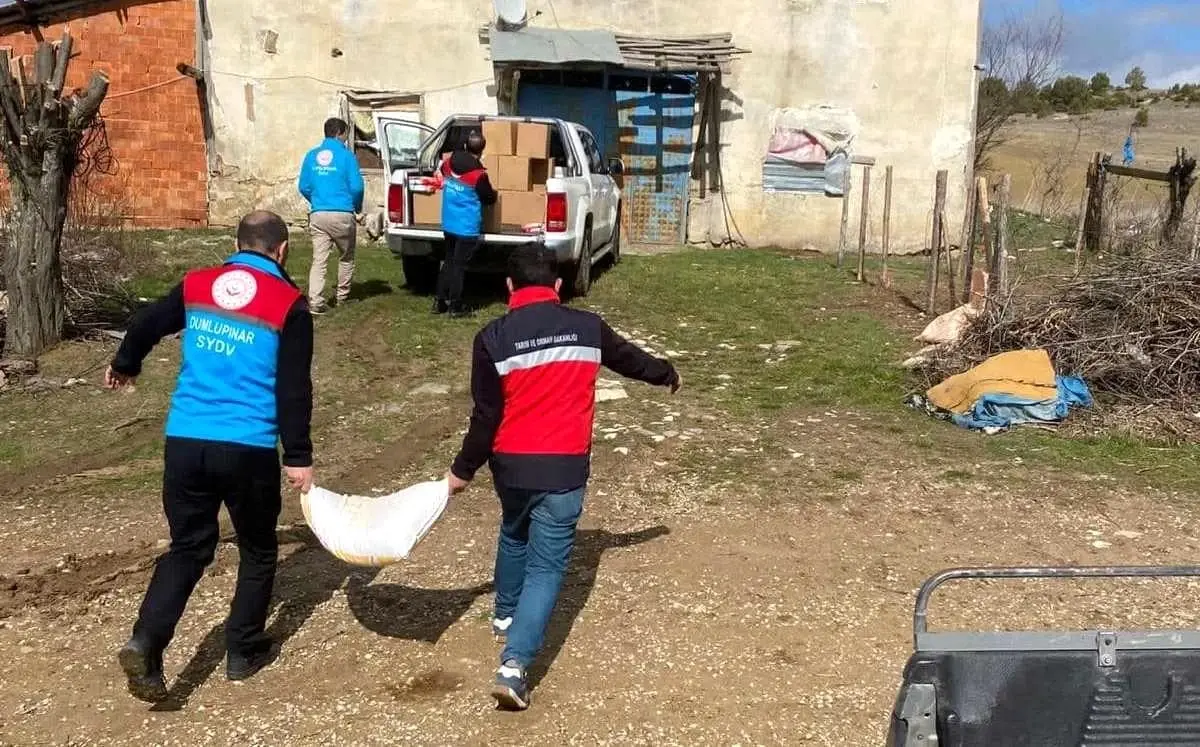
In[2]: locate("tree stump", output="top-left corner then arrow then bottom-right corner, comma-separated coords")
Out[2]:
0,33 -> 108,360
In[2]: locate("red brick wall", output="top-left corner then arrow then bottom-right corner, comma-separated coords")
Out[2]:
0,0 -> 207,227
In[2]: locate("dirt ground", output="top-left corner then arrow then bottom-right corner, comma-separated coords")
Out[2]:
1,246 -> 1198,746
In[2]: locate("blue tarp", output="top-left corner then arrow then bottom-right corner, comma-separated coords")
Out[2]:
951,375 -> 1094,432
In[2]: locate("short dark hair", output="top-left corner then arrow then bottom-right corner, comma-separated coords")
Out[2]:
507,243 -> 558,290
466,129 -> 486,155
324,117 -> 348,138
237,210 -> 289,254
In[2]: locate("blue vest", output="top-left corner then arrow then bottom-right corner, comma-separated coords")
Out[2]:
165,253 -> 302,450
441,170 -> 485,237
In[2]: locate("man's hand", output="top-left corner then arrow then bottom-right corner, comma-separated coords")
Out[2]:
669,372 -> 683,395
447,471 -> 471,495
285,466 -> 314,493
104,366 -> 136,390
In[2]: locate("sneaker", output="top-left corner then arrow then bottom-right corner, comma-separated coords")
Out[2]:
309,303 -> 329,316
492,616 -> 513,643
491,659 -> 530,710
226,646 -> 279,682
431,298 -> 449,315
117,638 -> 168,703
448,305 -> 474,319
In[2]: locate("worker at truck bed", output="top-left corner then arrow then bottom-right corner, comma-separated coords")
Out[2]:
435,130 -> 497,318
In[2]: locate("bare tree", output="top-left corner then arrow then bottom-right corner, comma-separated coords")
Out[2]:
0,32 -> 108,360
975,12 -> 1065,170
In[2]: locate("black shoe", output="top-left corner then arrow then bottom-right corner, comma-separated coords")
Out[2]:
448,305 -> 474,319
117,638 -> 168,703
226,646 -> 279,682
432,298 -> 449,315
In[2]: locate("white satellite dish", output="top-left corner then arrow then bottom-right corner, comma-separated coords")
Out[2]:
493,0 -> 528,30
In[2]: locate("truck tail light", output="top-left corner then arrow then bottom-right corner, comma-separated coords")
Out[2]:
546,192 -> 567,233
387,183 -> 404,224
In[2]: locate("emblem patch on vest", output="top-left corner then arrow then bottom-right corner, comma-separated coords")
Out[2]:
212,269 -> 258,311
316,149 -> 334,167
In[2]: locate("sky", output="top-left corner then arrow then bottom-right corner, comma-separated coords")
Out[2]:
983,0 -> 1200,88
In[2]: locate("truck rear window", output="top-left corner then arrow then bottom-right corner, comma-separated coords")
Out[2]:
438,124 -> 569,170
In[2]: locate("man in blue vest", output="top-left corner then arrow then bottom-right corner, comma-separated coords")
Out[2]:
104,210 -> 315,702
435,130 -> 497,318
299,117 -> 365,313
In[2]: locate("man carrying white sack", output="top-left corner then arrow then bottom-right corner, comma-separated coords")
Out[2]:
105,211 -> 314,702
446,243 -> 682,710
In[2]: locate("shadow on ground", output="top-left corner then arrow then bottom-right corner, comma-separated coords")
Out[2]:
152,526 -> 379,711
151,524 -> 669,709
528,525 -> 670,687
348,279 -> 394,302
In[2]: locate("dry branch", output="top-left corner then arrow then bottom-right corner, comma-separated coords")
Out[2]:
922,253 -> 1200,404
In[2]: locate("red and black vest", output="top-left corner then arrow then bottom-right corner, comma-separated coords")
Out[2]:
481,286 -> 602,490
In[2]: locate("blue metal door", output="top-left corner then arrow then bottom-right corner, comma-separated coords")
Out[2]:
516,82 -> 611,156
515,71 -> 695,245
614,76 -> 695,244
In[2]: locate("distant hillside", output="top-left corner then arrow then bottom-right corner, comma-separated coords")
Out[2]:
987,102 -> 1199,219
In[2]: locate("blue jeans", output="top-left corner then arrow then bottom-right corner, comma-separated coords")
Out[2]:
494,484 -> 585,668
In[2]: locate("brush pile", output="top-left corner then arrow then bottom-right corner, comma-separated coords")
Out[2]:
921,252 -> 1200,405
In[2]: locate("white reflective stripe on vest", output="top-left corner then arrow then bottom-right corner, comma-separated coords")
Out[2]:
494,345 -> 602,376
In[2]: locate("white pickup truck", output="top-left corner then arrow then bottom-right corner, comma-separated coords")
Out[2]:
378,114 -> 624,297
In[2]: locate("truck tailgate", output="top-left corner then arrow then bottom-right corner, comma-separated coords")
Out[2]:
393,226 -> 540,244
891,566 -> 1200,746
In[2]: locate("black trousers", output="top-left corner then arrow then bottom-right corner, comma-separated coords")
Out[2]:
133,437 -> 282,657
436,232 -> 480,308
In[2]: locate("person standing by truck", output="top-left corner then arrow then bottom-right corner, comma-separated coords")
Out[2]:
434,130 -> 497,318
299,117 -> 365,314
445,244 -> 681,710
104,211 -> 315,702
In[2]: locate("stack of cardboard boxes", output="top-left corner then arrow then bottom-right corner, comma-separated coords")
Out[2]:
482,120 -> 553,231
411,120 -> 553,231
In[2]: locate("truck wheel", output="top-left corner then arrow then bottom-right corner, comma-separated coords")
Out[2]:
570,229 -> 593,298
402,255 -> 439,295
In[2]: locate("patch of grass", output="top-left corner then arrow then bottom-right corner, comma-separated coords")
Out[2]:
985,429 -> 1200,490
5,230 -> 1200,499
1007,209 -> 1073,250
0,439 -> 24,466
941,469 -> 974,481
830,468 -> 864,483
590,252 -> 910,413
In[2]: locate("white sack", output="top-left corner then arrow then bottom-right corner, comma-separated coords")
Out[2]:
300,479 -> 449,567
915,303 -> 980,345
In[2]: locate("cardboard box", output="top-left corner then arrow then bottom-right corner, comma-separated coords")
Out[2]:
482,154 -> 501,175
411,191 -> 441,225
498,189 -> 545,227
481,120 -> 516,156
496,156 -> 532,192
515,122 -> 550,159
531,158 -> 552,187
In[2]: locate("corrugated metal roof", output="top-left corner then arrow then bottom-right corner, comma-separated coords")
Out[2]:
489,27 -> 624,66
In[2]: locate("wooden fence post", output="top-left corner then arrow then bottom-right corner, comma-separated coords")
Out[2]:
942,210 -> 956,306
1073,185 -> 1090,274
856,165 -> 872,282
837,168 -> 852,269
992,173 -> 1012,298
925,170 -> 948,314
959,178 -> 979,304
881,165 -> 893,287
